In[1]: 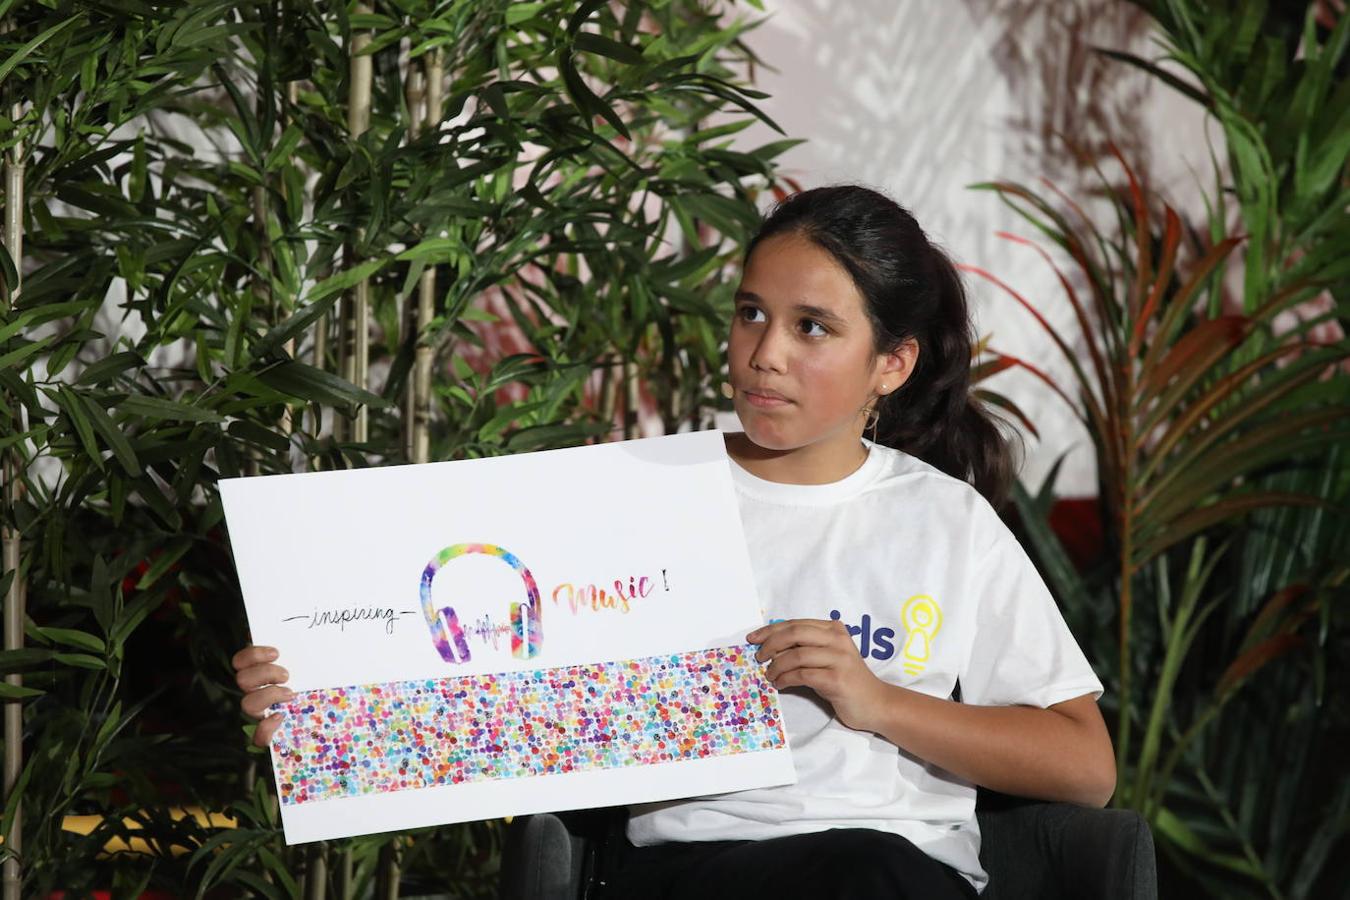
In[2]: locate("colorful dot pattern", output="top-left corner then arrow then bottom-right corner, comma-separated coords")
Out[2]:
274,645 -> 785,806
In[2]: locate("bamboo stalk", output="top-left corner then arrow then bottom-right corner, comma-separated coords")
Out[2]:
335,845 -> 353,900
599,356 -> 618,427
348,6 -> 373,444
2,91 -> 26,900
375,841 -> 399,900
402,64 -> 424,461
294,75 -> 330,454
623,358 -> 639,439
304,844 -> 327,900
412,51 -> 442,465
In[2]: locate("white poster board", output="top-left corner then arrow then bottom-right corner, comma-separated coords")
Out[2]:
219,431 -> 794,843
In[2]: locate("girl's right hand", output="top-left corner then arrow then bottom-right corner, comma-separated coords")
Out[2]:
232,644 -> 294,748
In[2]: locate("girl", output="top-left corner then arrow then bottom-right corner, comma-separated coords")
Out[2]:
233,185 -> 1114,898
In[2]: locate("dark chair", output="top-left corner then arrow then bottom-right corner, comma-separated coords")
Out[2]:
498,791 -> 1156,900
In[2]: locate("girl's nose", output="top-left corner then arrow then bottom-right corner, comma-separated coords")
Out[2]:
750,326 -> 789,373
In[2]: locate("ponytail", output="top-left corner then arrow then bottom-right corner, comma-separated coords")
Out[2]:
748,185 -> 1017,507
873,242 -> 1015,506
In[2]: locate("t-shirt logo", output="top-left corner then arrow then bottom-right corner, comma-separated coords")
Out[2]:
828,593 -> 945,672
900,594 -> 943,676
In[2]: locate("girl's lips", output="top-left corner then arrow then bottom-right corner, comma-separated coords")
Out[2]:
743,389 -> 791,408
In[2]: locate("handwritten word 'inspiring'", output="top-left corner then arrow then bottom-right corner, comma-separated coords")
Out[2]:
551,575 -> 655,615
284,606 -> 416,635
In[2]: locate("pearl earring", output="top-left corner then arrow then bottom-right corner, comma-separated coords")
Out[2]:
720,382 -> 735,399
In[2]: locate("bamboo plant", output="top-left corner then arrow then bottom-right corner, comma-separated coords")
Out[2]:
0,1 -> 792,895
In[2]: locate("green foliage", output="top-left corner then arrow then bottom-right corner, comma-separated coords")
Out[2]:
0,0 -> 790,894
1106,0 -> 1349,315
974,2 -> 1350,890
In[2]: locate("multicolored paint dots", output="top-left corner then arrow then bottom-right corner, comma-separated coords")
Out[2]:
273,645 -> 784,806
420,543 -> 542,663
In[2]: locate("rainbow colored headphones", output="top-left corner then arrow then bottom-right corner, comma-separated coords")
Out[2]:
419,543 -> 543,663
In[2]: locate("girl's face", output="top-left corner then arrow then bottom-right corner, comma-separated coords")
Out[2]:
728,232 -> 911,457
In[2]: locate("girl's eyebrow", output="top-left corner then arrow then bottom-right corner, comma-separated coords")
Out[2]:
734,290 -> 847,327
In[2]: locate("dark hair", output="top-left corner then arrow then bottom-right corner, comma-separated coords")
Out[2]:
746,184 -> 1016,506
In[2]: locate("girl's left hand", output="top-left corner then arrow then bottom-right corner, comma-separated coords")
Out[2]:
747,618 -> 889,733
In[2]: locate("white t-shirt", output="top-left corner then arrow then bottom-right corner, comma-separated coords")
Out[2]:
626,442 -> 1104,892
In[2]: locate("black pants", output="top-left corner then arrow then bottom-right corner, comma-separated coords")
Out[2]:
604,828 -> 979,900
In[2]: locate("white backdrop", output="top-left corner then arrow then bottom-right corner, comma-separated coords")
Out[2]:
721,0 -> 1223,496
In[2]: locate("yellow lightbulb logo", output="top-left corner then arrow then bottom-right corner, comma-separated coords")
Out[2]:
901,594 -> 943,676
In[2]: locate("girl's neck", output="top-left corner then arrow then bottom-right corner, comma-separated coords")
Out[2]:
725,431 -> 870,485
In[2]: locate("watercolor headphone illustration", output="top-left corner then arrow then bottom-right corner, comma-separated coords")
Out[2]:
420,543 -> 542,663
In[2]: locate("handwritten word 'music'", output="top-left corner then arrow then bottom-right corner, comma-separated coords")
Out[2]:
551,573 -> 665,615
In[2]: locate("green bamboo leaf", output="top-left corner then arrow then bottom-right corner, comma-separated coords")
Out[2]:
227,419 -> 291,453
256,844 -> 301,895
76,351 -> 145,386
129,133 -> 148,203
137,537 -> 193,590
689,118 -> 755,143
0,683 -> 43,700
654,246 -> 720,284
119,394 -> 224,423
0,308 -> 36,345
251,296 -> 339,362
34,626 -> 106,654
89,554 -> 114,635
0,423 -> 47,454
566,0 -> 609,36
748,137 -> 806,163
109,594 -> 162,659
559,47 -> 629,140
0,243 -> 17,301
304,257 -> 387,305
231,869 -> 287,900
0,333 -> 55,370
53,652 -> 106,670
263,124 -> 304,174
80,394 -> 141,476
506,422 -> 596,452
256,361 -> 389,409
0,754 -> 34,877
55,385 -> 103,469
574,32 -> 645,66
396,237 -> 465,263
478,400 -> 545,442
0,648 -> 54,673
0,16 -> 81,91
505,3 -> 544,25
46,340 -> 80,379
